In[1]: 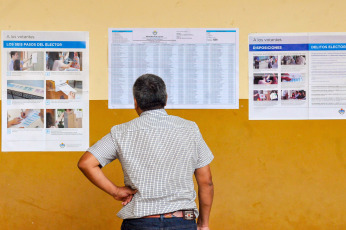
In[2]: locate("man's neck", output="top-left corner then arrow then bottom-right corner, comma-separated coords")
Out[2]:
137,107 -> 165,116
136,108 -> 143,116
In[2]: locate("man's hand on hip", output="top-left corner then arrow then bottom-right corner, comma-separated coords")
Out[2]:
78,152 -> 137,206
113,186 -> 137,205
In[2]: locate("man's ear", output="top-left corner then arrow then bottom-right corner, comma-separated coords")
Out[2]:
134,98 -> 142,116
134,98 -> 138,108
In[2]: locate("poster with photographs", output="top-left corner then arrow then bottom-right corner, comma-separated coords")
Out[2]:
249,33 -> 346,120
1,31 -> 89,151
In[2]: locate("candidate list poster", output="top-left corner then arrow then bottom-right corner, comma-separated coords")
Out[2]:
2,31 -> 89,151
108,28 -> 239,109
249,33 -> 346,120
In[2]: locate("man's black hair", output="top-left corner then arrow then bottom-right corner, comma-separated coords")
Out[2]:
133,74 -> 167,111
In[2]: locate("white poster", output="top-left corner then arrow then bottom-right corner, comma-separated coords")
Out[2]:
2,31 -> 89,151
108,28 -> 239,109
249,33 -> 346,120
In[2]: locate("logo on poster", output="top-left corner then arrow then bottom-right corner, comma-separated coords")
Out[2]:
153,31 -> 157,35
60,143 -> 66,148
339,108 -> 345,115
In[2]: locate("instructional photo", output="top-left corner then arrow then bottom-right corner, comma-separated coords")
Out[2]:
46,52 -> 82,71
253,90 -> 278,101
46,109 -> 82,128
253,56 -> 278,69
7,109 -> 44,128
281,90 -> 306,100
281,55 -> 306,65
253,73 -> 278,85
281,73 -> 305,83
46,80 -> 82,99
7,80 -> 44,99
7,51 -> 44,71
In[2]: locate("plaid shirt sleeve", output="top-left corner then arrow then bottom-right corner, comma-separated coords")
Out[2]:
87,132 -> 118,167
194,123 -> 214,169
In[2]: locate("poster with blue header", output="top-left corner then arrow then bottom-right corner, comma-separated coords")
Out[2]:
249,33 -> 346,120
2,31 -> 89,151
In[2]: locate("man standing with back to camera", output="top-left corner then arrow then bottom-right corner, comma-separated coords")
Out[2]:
78,74 -> 214,230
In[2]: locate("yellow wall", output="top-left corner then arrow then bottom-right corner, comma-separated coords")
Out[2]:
1,0 -> 346,229
1,101 -> 345,229
3,0 -> 346,99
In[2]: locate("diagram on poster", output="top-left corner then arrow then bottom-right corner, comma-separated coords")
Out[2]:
2,31 -> 89,151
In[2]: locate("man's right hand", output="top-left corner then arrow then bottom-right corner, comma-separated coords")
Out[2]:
113,186 -> 137,206
78,152 -> 137,206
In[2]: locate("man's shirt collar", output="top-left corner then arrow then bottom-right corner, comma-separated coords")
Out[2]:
140,109 -> 168,117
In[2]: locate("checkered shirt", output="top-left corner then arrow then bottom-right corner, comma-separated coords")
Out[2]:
87,109 -> 214,219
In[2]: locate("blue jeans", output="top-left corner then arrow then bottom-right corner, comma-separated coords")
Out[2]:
121,215 -> 197,230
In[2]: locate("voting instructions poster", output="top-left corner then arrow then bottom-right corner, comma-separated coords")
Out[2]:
108,28 -> 239,109
2,31 -> 89,151
249,33 -> 346,120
